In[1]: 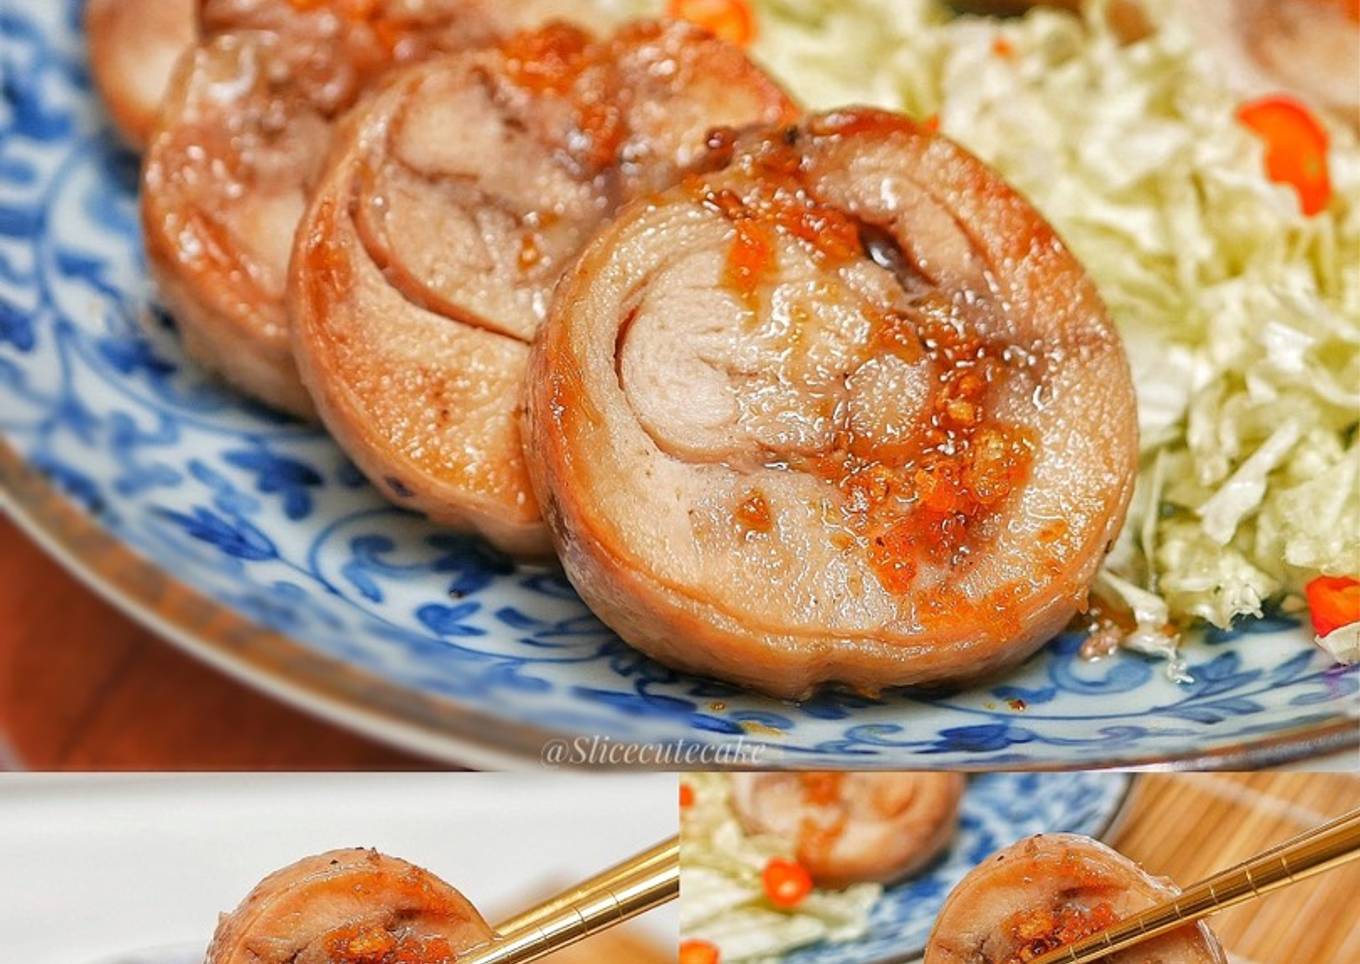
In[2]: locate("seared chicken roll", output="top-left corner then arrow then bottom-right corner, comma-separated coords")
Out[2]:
524,109 -> 1139,698
141,1 -> 605,418
205,849 -> 494,964
924,834 -> 1227,964
1185,0 -> 1359,128
730,772 -> 965,888
86,0 -> 196,149
288,20 -> 796,554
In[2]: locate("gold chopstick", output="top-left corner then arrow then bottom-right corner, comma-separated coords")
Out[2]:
460,835 -> 679,964
1027,806 -> 1360,964
490,835 -> 678,937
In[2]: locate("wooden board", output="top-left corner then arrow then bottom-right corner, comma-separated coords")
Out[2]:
0,516 -> 428,769
1113,773 -> 1359,964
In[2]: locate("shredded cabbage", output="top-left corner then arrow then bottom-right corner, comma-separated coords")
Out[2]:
625,0 -> 1360,665
1318,622 -> 1360,665
1095,570 -> 1191,682
680,775 -> 881,962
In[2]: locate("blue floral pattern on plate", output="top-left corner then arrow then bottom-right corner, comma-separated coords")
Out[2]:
1,1 -> 1356,767
783,772 -> 1130,964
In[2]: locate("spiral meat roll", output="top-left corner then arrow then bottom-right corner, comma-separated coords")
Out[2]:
1185,0 -> 1359,127
924,834 -> 1227,964
205,849 -> 494,964
141,1 -> 605,418
524,109 -> 1139,697
288,20 -> 795,554
86,0 -> 196,149
730,772 -> 965,888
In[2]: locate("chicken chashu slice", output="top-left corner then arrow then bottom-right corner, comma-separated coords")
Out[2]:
141,1 -> 612,418
86,0 -> 197,150
730,772 -> 965,888
1183,0 -> 1359,128
288,20 -> 797,556
524,109 -> 1139,698
925,834 -> 1227,964
205,849 -> 494,964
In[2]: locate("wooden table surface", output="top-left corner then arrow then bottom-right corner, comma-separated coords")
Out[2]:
1114,772 -> 1359,964
0,516 -> 429,770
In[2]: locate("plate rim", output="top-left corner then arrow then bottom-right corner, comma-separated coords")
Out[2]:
0,438 -> 544,771
2,437 -> 1357,771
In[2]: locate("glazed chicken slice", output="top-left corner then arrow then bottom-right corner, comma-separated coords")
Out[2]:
523,109 -> 1139,698
730,772 -> 965,888
288,20 -> 795,554
86,0 -> 196,149
205,849 -> 494,964
924,834 -> 1227,964
197,0 -> 596,36
1184,0 -> 1359,127
141,1 -> 608,418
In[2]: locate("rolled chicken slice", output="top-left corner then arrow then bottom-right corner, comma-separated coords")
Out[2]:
524,109 -> 1139,698
288,20 -> 796,554
1183,0 -> 1359,128
730,772 -> 965,888
924,834 -> 1227,964
141,1 -> 601,418
86,0 -> 196,149
205,849 -> 494,964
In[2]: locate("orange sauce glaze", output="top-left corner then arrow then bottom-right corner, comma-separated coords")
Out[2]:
797,773 -> 848,865
517,232 -> 543,270
499,23 -> 627,173
838,299 -> 1037,593
500,22 -> 594,94
734,489 -> 773,533
325,925 -> 458,964
288,0 -> 364,12
691,118 -> 1037,599
800,772 -> 845,805
1037,519 -> 1068,543
723,216 -> 777,313
1001,902 -> 1119,964
285,0 -> 419,63
694,139 -> 861,309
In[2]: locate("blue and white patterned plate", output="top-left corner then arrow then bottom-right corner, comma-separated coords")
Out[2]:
1,1 -> 1356,769
782,772 -> 1131,964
